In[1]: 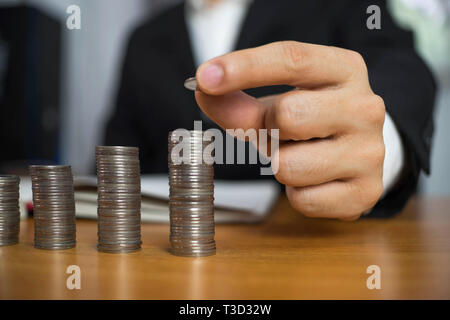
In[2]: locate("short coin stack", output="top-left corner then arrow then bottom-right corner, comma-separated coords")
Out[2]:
168,130 -> 216,257
96,146 -> 142,253
0,175 -> 20,246
29,165 -> 76,250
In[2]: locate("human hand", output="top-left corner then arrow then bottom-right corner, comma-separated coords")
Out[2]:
195,41 -> 386,220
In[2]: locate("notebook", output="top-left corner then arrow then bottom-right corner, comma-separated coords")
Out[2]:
19,174 -> 280,223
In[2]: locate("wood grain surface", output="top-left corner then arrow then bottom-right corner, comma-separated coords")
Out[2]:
1,196 -> 449,299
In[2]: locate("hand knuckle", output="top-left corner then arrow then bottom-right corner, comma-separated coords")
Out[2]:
280,41 -> 306,74
373,140 -> 386,167
346,50 -> 366,68
366,180 -> 383,209
370,95 -> 386,124
278,93 -> 314,141
275,150 -> 294,185
354,179 -> 383,211
358,139 -> 385,171
288,188 -> 321,217
360,94 -> 386,126
342,49 -> 368,80
274,95 -> 293,127
362,137 -> 385,165
374,181 -> 384,202
275,93 -> 310,140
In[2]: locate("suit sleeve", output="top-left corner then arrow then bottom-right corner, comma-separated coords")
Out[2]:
334,0 -> 436,217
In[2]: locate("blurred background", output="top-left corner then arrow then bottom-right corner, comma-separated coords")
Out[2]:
0,0 -> 449,194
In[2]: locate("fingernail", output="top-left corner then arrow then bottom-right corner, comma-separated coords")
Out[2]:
198,63 -> 224,90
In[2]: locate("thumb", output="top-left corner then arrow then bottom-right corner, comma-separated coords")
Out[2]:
195,90 -> 267,132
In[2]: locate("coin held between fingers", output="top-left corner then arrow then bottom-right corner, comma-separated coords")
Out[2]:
184,77 -> 198,91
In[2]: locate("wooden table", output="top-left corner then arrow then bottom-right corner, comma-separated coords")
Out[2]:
1,196 -> 449,300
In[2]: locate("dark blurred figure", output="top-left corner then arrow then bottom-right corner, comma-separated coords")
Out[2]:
0,5 -> 61,174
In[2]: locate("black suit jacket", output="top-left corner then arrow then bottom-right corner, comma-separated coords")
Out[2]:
105,0 -> 436,217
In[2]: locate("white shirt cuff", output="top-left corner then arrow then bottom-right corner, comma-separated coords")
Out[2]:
381,111 -> 405,198
362,111 -> 405,216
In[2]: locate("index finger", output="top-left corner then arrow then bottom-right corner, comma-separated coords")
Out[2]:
195,41 -> 364,95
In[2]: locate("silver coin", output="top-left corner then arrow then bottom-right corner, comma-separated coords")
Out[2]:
96,146 -> 142,253
0,175 -> 20,247
30,166 -> 76,250
97,247 -> 140,254
184,77 -> 198,91
98,208 -> 141,215
168,131 -> 216,257
96,146 -> 139,156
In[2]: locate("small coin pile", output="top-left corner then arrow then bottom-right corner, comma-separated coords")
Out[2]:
0,175 -> 20,246
96,146 -> 142,253
29,165 -> 76,250
168,130 -> 216,257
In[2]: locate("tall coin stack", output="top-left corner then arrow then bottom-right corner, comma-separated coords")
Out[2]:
96,146 -> 142,253
0,175 -> 20,246
29,165 -> 76,250
168,130 -> 216,257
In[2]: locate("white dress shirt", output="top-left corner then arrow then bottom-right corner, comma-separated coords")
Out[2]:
186,0 -> 405,198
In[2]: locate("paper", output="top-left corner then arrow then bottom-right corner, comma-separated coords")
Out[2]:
19,174 -> 280,223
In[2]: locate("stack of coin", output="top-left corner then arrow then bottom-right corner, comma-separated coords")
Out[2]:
29,165 -> 76,250
0,175 -> 20,246
168,130 -> 216,257
96,146 -> 142,253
